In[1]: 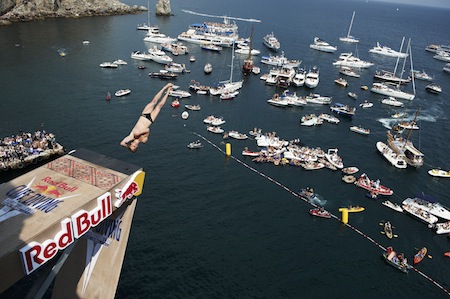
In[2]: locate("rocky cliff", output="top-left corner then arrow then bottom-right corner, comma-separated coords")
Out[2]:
155,0 -> 171,16
0,0 -> 147,26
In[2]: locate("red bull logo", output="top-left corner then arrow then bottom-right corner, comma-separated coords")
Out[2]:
114,171 -> 145,208
19,192 -> 112,275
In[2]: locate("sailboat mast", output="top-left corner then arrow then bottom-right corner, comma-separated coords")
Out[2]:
393,36 -> 405,76
147,1 -> 150,26
230,40 -> 235,82
409,39 -> 416,94
247,25 -> 254,60
347,11 -> 355,37
399,38 -> 410,83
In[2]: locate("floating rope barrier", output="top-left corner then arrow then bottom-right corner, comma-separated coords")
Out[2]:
193,131 -> 450,297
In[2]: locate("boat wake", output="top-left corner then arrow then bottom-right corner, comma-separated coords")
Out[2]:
378,110 -> 438,129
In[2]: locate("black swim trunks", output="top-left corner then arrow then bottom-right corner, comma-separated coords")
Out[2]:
142,113 -> 154,123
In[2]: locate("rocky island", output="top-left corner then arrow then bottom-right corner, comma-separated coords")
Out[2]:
0,0 -> 151,26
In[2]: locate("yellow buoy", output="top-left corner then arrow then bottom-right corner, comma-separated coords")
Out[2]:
225,143 -> 231,156
339,208 -> 349,224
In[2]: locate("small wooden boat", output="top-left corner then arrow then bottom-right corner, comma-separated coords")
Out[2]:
414,247 -> 427,265
342,166 -> 359,174
342,175 -> 356,183
428,169 -> 450,178
309,208 -> 331,219
185,104 -> 201,111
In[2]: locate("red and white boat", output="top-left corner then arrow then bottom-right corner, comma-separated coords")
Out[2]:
414,247 -> 427,265
355,174 -> 393,196
171,99 -> 180,107
242,149 -> 260,157
309,208 -> 331,219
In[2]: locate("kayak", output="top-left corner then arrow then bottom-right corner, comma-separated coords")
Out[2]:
384,222 -> 393,239
414,247 -> 427,265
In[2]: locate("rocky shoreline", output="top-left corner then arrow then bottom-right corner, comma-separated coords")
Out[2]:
0,0 -> 148,26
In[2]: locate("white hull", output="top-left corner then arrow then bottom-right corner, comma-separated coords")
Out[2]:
403,197 -> 450,221
376,141 -> 407,169
371,83 -> 415,100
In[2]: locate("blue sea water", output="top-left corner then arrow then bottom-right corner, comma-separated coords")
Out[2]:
1,0 -> 450,298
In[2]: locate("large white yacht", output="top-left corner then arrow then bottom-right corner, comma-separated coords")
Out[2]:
143,32 -> 177,44
371,82 -> 415,100
310,37 -> 337,53
369,42 -> 408,58
263,32 -> 281,51
261,51 -> 301,68
333,52 -> 373,68
403,196 -> 450,221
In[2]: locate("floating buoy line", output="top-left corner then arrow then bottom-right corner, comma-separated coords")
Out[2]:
192,131 -> 450,297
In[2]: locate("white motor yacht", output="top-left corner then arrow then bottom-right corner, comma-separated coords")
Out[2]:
261,52 -> 301,68
310,37 -> 337,53
130,50 -> 153,61
369,42 -> 408,58
371,82 -> 415,101
148,46 -> 173,64
381,96 -> 404,107
292,68 -> 306,86
305,66 -> 320,88
143,32 -> 177,44
263,32 -> 281,51
333,53 -> 373,69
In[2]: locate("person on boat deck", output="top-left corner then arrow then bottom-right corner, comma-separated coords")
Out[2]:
120,83 -> 173,152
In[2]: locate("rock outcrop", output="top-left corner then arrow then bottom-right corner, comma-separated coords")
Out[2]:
155,0 -> 170,16
0,0 -> 147,26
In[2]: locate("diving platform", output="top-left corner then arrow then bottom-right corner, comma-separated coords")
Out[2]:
0,148 -> 145,298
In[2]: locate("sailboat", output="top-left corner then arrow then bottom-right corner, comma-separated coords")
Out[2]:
339,11 -> 359,43
209,41 -> 244,96
371,38 -> 416,100
374,37 -> 411,84
242,26 -> 255,76
387,108 -> 424,167
137,2 -> 160,33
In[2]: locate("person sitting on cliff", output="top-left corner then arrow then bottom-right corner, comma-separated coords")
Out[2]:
120,83 -> 173,152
